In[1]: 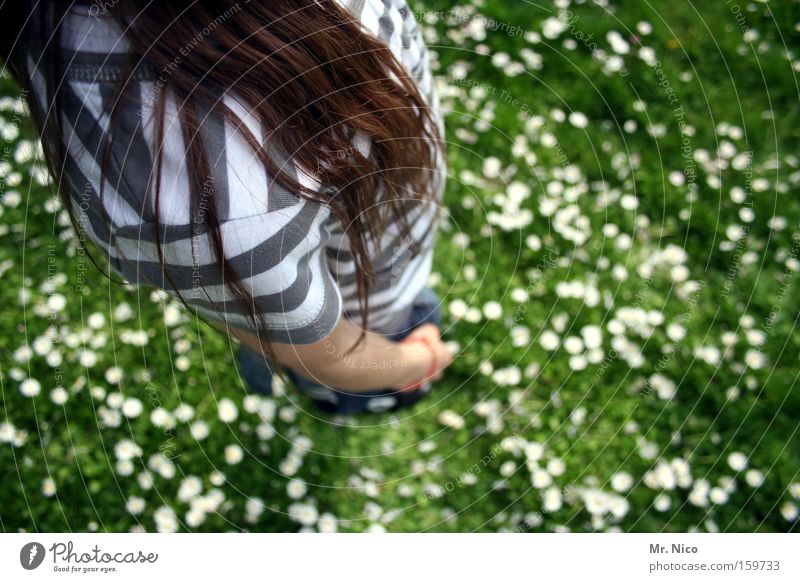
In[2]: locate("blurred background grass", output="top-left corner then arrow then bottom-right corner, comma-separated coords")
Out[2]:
1,0 -> 799,532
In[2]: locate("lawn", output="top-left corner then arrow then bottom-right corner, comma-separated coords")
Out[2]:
1,0 -> 799,532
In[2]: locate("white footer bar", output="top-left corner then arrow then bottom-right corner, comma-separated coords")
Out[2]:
1,533 -> 797,580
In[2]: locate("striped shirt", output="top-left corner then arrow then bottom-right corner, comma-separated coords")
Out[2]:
24,0 -> 446,344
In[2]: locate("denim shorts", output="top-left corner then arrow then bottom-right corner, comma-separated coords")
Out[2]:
237,287 -> 442,414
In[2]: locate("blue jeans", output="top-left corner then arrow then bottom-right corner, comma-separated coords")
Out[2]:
238,287 -> 442,414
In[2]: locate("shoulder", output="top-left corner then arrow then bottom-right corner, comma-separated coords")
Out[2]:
339,0 -> 422,43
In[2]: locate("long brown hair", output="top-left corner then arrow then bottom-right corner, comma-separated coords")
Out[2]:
1,0 -> 445,357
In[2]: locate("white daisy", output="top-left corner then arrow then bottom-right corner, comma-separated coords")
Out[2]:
727,451 -> 748,471
287,479 -> 308,500
49,387 -> 68,405
218,398 -> 239,423
482,301 -> 503,320
225,444 -> 244,465
19,378 -> 41,398
611,472 -> 633,493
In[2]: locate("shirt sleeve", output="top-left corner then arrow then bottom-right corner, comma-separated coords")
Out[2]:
43,11 -> 344,345
175,93 -> 345,345
189,201 -> 345,345
108,89 -> 344,345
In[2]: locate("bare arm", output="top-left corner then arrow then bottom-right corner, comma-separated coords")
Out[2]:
218,316 -> 452,392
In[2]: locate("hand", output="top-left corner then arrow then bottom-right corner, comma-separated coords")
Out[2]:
397,324 -> 454,390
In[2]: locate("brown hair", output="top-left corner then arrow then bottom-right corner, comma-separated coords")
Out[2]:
1,0 -> 445,357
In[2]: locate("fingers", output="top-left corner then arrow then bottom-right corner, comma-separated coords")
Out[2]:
432,341 -> 454,380
399,379 -> 425,393
399,323 -> 455,388
406,323 -> 440,342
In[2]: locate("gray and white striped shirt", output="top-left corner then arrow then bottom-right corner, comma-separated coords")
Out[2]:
26,0 -> 446,344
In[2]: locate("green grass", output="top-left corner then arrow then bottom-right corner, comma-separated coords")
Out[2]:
1,0 -> 799,532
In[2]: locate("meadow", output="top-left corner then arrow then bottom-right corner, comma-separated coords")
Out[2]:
1,0 -> 799,532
